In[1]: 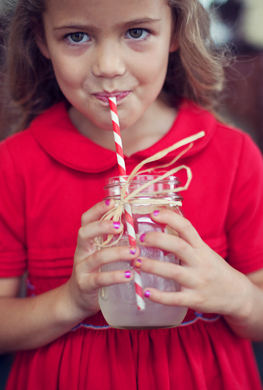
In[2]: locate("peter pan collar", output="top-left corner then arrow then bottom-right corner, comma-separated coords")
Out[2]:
30,100 -> 217,173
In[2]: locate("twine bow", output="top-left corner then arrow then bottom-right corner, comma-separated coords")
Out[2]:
96,131 -> 205,247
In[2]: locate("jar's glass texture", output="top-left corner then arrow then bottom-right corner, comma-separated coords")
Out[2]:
99,175 -> 188,329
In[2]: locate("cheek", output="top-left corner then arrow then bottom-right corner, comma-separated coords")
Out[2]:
137,48 -> 169,88
51,57 -> 84,89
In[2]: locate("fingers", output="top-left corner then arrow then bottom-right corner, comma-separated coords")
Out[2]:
72,244 -> 139,298
135,256 -> 196,308
138,209 -> 205,266
77,218 -> 123,248
78,245 -> 140,274
82,268 -> 134,293
151,209 -> 203,248
143,288 -> 188,307
134,256 -> 192,287
76,200 -> 126,258
133,256 -> 191,307
140,229 -> 197,266
81,199 -> 115,226
74,218 -> 125,263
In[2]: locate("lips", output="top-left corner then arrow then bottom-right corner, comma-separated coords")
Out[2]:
93,91 -> 130,103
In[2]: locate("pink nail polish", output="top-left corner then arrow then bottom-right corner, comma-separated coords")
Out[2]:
140,233 -> 146,243
130,247 -> 136,255
153,210 -> 160,216
125,271 -> 131,279
144,290 -> 151,298
113,221 -> 120,229
134,259 -> 142,268
105,199 -> 111,206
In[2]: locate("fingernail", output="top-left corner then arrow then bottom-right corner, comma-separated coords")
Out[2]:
144,290 -> 151,298
113,221 -> 120,229
130,247 -> 136,255
134,259 -> 142,268
105,199 -> 111,206
153,210 -> 160,216
125,271 -> 131,279
140,233 -> 146,243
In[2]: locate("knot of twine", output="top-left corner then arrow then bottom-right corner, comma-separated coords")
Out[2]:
96,131 -> 205,247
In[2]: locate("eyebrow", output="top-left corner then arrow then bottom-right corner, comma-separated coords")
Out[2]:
54,18 -> 161,31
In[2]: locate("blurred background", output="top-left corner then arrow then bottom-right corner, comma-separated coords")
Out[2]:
201,0 -> 263,383
202,0 -> 263,153
0,0 -> 263,388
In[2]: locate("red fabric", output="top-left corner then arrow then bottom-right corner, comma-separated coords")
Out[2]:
1,100 -> 263,389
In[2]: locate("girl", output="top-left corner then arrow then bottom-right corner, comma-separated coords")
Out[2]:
0,0 -> 263,389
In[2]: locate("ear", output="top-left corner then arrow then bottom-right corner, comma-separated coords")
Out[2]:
169,34 -> 179,52
36,35 -> 51,59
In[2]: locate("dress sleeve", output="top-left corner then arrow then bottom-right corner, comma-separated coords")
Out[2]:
0,139 -> 27,277
226,133 -> 263,274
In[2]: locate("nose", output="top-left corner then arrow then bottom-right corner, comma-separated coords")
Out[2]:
92,41 -> 126,78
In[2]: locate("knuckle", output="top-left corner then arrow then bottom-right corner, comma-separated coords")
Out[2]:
97,219 -> 110,231
169,266 -> 180,280
74,270 -> 86,291
94,248 -> 107,265
93,272 -> 102,287
181,218 -> 192,231
177,239 -> 188,252
173,294 -> 183,306
114,246 -> 123,257
91,249 -> 104,266
80,212 -> 88,227
78,226 -> 86,241
97,247 -> 118,265
113,245 -> 128,259
78,278 -> 87,292
193,293 -> 205,307
111,271 -> 122,284
96,201 -> 108,216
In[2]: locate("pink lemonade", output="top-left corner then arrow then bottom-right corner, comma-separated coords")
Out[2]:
99,212 -> 188,329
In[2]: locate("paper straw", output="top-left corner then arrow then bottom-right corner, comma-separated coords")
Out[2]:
108,97 -> 145,311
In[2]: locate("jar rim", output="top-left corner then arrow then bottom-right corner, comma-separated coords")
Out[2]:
104,195 -> 183,202
104,175 -> 183,202
105,175 -> 181,188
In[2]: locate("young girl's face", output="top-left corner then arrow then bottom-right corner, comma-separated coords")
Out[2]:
39,0 -> 177,131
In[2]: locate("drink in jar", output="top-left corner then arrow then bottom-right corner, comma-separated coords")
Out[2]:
99,175 -> 188,329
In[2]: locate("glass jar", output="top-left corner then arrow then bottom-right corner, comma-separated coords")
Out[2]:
99,175 -> 188,329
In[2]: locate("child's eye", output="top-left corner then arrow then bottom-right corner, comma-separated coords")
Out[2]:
65,32 -> 90,44
125,28 -> 149,40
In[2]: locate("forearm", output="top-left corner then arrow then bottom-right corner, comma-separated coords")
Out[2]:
224,277 -> 263,341
0,282 -> 91,354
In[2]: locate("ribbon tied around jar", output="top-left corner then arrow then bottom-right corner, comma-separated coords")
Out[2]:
96,131 -> 205,247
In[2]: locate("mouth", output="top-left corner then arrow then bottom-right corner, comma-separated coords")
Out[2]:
93,91 -> 130,104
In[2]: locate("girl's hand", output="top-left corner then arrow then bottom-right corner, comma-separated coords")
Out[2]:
65,200 -> 139,320
138,209 -> 251,318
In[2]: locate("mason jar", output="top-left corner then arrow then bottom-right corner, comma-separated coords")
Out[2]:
99,175 -> 188,329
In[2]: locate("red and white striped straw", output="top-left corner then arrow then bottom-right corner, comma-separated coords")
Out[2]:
108,97 -> 145,311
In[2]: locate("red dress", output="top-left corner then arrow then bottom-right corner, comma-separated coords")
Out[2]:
0,101 -> 263,390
